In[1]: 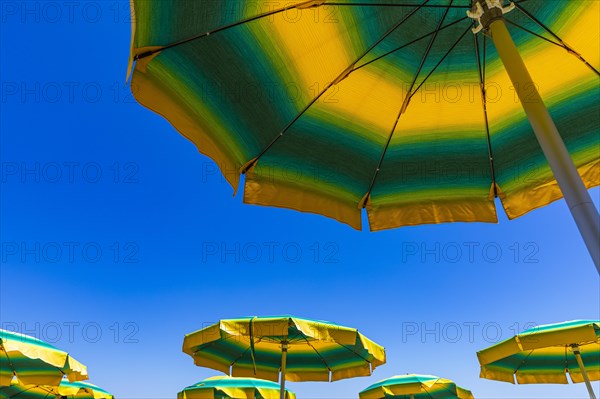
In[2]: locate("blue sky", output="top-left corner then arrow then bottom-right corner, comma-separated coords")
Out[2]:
1,1 -> 599,398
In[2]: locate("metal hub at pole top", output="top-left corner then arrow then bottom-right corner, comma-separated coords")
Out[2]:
468,0 -> 515,33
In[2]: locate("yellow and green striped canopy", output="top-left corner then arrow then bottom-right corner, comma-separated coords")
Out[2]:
129,0 -> 599,230
178,376 -> 296,399
0,378 -> 113,399
0,329 -> 88,387
477,320 -> 600,384
182,316 -> 386,382
359,374 -> 474,399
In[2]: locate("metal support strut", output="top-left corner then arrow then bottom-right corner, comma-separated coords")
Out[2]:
468,0 -> 600,273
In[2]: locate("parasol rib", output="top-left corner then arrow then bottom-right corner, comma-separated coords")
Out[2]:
134,0 -> 494,61
337,342 -> 375,365
504,19 -> 564,48
353,16 -> 469,72
1,344 -> 18,380
228,345 -> 255,370
240,0 -> 432,173
328,2 -> 469,7
513,3 -> 599,76
360,1 -> 454,207
513,349 -> 535,376
299,335 -> 334,376
421,377 -> 444,399
411,25 -> 472,96
134,4 -> 297,60
328,0 -> 528,7
249,317 -> 257,375
474,25 -> 498,198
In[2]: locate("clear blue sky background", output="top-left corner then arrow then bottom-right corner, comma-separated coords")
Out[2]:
1,2 -> 598,398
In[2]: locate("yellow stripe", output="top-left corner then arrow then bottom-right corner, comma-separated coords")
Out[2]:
367,189 -> 498,231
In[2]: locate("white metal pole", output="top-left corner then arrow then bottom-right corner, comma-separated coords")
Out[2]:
476,2 -> 600,273
280,341 -> 288,399
573,346 -> 597,399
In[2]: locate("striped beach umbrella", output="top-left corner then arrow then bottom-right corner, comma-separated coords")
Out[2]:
178,376 -> 295,399
477,320 -> 600,399
127,0 -> 599,270
0,329 -> 88,387
359,374 -> 474,399
182,316 -> 386,399
0,379 -> 114,399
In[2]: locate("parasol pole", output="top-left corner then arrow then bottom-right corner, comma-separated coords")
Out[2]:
469,0 -> 600,273
280,340 -> 288,399
572,345 -> 597,399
